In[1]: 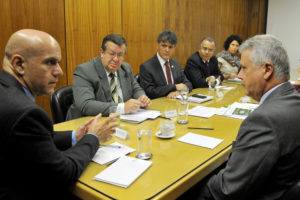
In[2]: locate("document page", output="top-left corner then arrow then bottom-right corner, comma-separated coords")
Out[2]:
94,156 -> 152,188
177,132 -> 223,149
120,109 -> 161,123
92,142 -> 135,165
188,105 -> 220,118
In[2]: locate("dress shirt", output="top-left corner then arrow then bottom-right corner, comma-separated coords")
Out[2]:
105,70 -> 125,114
259,82 -> 285,105
156,52 -> 174,84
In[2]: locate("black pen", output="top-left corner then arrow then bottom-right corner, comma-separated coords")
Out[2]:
187,127 -> 214,130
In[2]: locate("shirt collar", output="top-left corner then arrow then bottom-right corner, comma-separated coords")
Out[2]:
22,86 -> 35,102
156,52 -> 169,67
259,82 -> 285,105
105,69 -> 117,78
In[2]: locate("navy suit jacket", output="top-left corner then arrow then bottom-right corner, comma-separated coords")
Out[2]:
184,52 -> 224,88
0,70 -> 99,200
139,55 -> 192,99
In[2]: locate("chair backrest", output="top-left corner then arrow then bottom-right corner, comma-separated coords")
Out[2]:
281,180 -> 300,200
50,86 -> 73,124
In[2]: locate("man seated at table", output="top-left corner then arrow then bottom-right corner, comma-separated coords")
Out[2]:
139,30 -> 192,99
182,34 -> 300,199
184,37 -> 224,88
67,34 -> 151,119
0,29 -> 118,199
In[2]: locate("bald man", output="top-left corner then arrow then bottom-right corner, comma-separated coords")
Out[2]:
0,29 -> 118,200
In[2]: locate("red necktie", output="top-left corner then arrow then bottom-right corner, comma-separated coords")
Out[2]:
165,61 -> 172,85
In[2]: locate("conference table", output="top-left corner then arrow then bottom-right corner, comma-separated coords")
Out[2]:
54,81 -> 253,200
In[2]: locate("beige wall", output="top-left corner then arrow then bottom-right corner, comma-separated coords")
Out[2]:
0,0 -> 267,119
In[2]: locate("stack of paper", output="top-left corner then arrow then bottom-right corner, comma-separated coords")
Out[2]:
94,156 -> 152,188
92,142 -> 135,165
120,109 -> 161,123
217,102 -> 259,120
177,133 -> 223,149
188,105 -> 220,118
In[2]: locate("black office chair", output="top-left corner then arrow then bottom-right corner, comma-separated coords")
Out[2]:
50,85 -> 73,124
134,73 -> 140,84
281,180 -> 300,200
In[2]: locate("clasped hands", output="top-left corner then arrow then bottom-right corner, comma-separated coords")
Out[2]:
124,94 -> 151,114
75,113 -> 119,143
167,83 -> 188,99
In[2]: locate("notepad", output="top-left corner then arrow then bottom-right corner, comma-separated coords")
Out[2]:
94,156 -> 152,188
120,109 -> 161,123
92,142 -> 135,165
177,133 -> 223,149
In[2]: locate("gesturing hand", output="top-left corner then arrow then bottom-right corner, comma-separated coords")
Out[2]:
87,113 -> 119,143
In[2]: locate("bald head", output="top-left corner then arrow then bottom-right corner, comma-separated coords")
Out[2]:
2,29 -> 63,96
5,29 -> 59,61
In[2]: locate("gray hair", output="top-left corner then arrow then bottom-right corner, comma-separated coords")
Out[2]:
200,37 -> 216,48
239,34 -> 290,80
157,30 -> 178,45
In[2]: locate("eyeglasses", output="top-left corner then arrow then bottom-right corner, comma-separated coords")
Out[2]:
200,47 -> 215,53
105,51 -> 125,59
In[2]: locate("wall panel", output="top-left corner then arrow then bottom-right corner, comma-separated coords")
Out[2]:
122,0 -> 267,74
65,0 -> 122,84
0,0 -> 67,117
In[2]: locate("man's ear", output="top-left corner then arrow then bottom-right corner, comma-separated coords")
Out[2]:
11,55 -> 25,76
100,48 -> 104,57
263,62 -> 274,80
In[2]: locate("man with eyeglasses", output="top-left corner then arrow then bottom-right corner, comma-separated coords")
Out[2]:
184,37 -> 224,88
67,34 -> 151,119
139,30 -> 192,99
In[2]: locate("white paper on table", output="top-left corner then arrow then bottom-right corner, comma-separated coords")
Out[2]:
92,142 -> 135,165
217,102 -> 259,120
177,133 -> 223,149
227,78 -> 242,82
188,106 -> 220,118
94,156 -> 152,188
215,85 -> 234,90
120,109 -> 161,123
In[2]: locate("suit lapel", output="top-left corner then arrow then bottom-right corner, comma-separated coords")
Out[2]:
94,57 -> 112,101
153,55 -> 168,85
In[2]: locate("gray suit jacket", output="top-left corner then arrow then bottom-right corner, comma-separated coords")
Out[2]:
139,55 -> 192,99
67,56 -> 145,119
201,82 -> 300,200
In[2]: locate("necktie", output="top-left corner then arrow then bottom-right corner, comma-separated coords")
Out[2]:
165,61 -> 172,85
205,61 -> 210,75
109,73 -> 119,103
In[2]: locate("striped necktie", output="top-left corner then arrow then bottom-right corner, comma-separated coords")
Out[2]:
109,73 -> 119,103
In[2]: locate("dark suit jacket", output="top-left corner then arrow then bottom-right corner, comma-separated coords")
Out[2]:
67,56 -> 145,119
0,70 -> 99,200
201,82 -> 300,200
139,55 -> 192,99
184,52 -> 224,88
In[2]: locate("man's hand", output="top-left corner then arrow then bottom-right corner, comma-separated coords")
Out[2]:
124,99 -> 141,114
167,91 -> 179,99
75,117 -> 94,142
87,113 -> 119,143
175,83 -> 188,91
138,94 -> 151,107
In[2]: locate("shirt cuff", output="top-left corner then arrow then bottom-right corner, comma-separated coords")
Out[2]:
71,130 -> 76,146
72,131 -> 99,146
216,78 -> 220,86
118,103 -> 125,114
